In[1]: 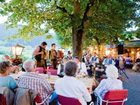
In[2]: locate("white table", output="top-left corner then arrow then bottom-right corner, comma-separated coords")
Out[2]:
10,72 -> 96,91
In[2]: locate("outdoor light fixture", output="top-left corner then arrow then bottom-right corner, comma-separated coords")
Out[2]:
131,51 -> 134,54
105,49 -> 111,55
11,44 -> 24,58
11,44 -> 24,65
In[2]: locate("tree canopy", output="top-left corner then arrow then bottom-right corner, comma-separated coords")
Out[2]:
0,0 -> 140,58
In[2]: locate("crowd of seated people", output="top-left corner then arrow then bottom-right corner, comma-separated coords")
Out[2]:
0,60 -> 53,105
0,52 -> 128,105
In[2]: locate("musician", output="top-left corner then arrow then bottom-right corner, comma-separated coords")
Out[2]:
90,52 -> 99,67
49,43 -> 57,69
33,42 -> 48,68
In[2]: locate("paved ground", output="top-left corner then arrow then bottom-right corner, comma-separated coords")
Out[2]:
123,69 -> 140,105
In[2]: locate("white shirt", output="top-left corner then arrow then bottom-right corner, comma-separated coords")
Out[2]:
55,76 -> 91,105
94,78 -> 123,98
102,58 -> 115,66
57,64 -> 64,74
90,56 -> 99,64
77,62 -> 87,75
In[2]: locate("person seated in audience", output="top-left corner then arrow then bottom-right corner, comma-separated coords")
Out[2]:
125,56 -> 133,68
95,65 -> 105,80
102,55 -> 115,67
136,57 -> 140,63
90,52 -> 99,67
17,59 -> 53,104
57,57 -> 68,77
2,55 -> 19,72
132,56 -> 140,72
55,61 -> 92,105
94,65 -> 123,98
74,56 -> 88,76
0,61 -> 17,90
82,54 -> 93,77
3,55 -> 13,62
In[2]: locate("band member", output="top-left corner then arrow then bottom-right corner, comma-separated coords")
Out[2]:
49,43 -> 57,69
90,52 -> 99,67
33,42 -> 48,68
102,54 -> 115,67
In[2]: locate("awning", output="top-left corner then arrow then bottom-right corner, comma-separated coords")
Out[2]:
124,40 -> 140,48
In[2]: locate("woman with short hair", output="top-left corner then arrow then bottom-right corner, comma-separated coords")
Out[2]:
0,61 -> 17,90
55,61 -> 91,105
94,65 -> 123,98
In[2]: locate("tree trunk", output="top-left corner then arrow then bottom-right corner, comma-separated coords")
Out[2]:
97,44 -> 104,59
71,0 -> 94,60
97,44 -> 101,58
72,28 -> 83,60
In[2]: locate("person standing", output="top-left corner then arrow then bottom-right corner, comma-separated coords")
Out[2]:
33,42 -> 48,68
118,55 -> 125,70
49,43 -> 57,69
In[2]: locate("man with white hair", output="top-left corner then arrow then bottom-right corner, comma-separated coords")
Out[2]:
17,59 -> 53,103
94,65 -> 123,98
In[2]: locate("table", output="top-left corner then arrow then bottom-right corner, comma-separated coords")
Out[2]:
10,72 -> 97,91
39,74 -> 96,89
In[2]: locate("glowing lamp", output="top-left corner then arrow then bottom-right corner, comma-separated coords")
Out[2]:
11,44 -> 24,57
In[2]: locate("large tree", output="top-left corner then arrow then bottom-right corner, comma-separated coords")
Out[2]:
0,0 -> 140,58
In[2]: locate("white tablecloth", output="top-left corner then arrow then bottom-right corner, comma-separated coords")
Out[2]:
10,72 -> 96,89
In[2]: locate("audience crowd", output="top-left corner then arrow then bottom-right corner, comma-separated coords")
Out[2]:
0,41 -> 137,105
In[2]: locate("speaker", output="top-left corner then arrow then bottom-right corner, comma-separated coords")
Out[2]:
118,44 -> 124,54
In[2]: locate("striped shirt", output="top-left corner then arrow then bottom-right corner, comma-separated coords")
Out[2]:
17,72 -> 53,103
